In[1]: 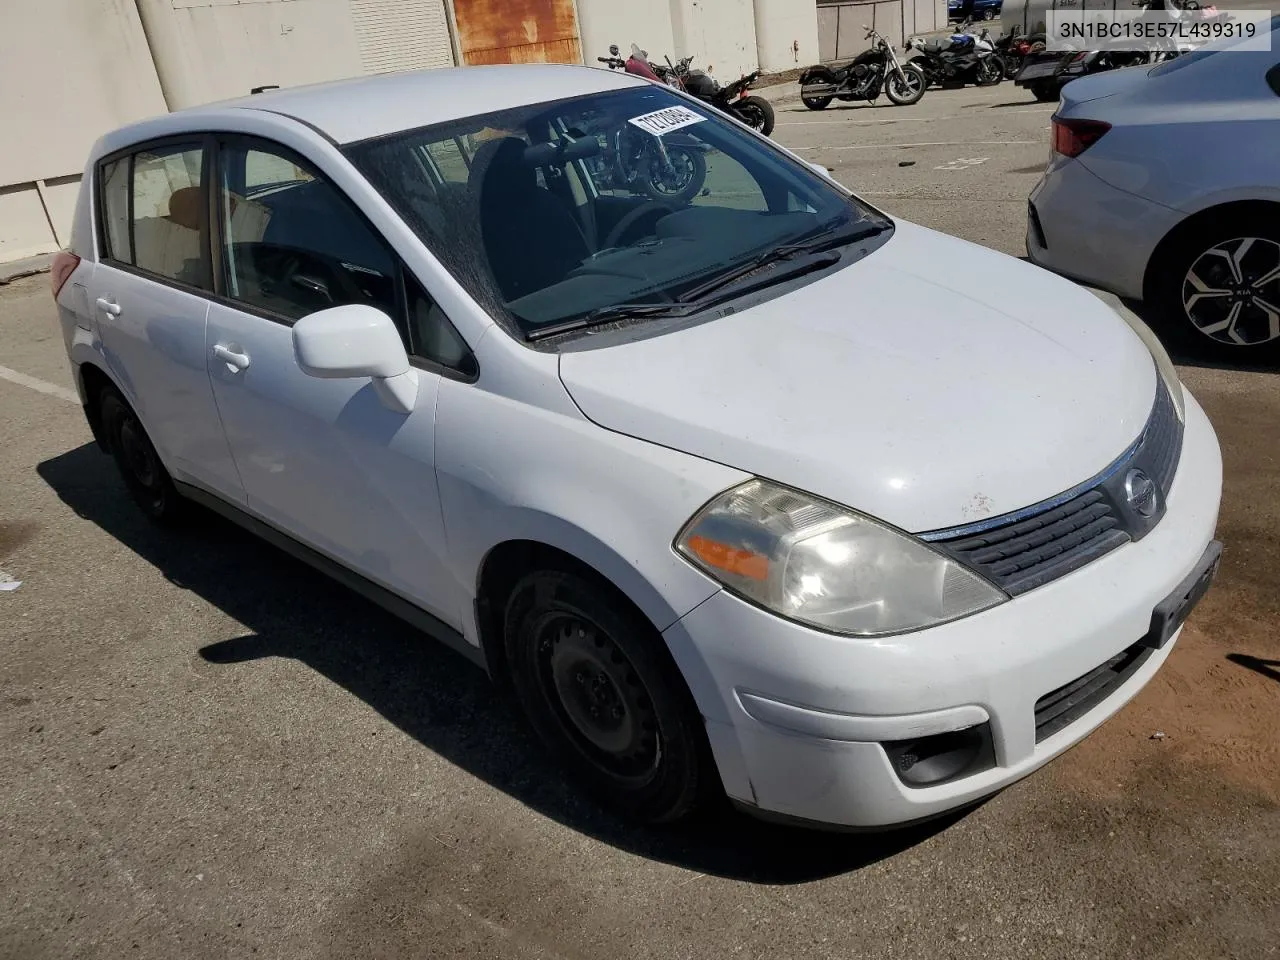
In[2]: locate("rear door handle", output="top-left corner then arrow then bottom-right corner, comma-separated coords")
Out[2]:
212,343 -> 251,372
95,297 -> 122,317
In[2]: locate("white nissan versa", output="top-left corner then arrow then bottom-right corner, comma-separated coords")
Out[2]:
51,64 -> 1222,829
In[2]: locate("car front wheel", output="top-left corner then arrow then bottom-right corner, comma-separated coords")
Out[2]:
1151,210 -> 1280,364
503,569 -> 714,823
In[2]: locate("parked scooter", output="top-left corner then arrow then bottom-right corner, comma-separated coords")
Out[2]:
655,54 -> 776,136
798,26 -> 928,110
595,45 -> 711,204
905,19 -> 1005,87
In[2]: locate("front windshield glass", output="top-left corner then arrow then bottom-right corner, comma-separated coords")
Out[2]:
345,84 -> 891,339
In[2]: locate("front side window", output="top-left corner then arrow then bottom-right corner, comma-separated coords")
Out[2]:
216,141 -> 397,322
347,85 -> 891,341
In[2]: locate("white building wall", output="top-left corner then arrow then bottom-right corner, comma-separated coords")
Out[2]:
1,0 -> 167,261
577,0 -> 677,66
669,0 -> 760,81
754,0 -> 820,71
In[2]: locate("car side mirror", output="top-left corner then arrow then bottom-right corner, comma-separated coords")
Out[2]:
293,304 -> 419,414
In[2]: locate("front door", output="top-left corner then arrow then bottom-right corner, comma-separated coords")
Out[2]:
89,140 -> 244,503
203,137 -> 459,624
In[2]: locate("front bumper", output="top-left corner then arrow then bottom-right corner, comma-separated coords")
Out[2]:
663,392 -> 1222,828
1027,156 -> 1182,301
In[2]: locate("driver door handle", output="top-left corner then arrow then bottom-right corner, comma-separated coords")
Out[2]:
212,343 -> 251,372
95,297 -> 122,317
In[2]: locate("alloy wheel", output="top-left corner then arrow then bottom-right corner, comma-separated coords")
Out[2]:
1181,236 -> 1280,347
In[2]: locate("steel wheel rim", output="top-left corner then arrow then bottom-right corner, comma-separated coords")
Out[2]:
535,612 -> 660,780
1182,236 -> 1280,347
119,416 -> 159,489
894,70 -> 923,97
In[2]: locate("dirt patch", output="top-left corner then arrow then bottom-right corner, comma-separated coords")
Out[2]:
1057,369 -> 1280,803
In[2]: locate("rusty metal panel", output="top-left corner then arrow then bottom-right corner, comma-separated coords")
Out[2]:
453,0 -> 582,65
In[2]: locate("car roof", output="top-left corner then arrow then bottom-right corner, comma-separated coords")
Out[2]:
213,63 -> 643,144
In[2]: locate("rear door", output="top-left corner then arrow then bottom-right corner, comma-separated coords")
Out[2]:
89,139 -> 244,503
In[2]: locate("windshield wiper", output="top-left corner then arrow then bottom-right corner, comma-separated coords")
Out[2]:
677,221 -> 885,304
524,301 -> 695,342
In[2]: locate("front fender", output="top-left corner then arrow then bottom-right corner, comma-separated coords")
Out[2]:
433,348 -> 751,716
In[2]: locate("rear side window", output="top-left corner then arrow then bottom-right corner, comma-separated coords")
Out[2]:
100,159 -> 132,263
98,142 -> 209,290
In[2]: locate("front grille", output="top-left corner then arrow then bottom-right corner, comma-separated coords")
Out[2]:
1035,643 -> 1153,742
937,491 -> 1128,596
927,381 -> 1184,596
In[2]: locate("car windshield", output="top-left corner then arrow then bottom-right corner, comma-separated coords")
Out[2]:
345,84 -> 890,339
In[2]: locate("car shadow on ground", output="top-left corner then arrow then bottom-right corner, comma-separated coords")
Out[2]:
38,441 -> 965,884
1227,653 -> 1280,684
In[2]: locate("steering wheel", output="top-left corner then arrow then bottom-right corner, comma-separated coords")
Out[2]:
603,201 -> 673,249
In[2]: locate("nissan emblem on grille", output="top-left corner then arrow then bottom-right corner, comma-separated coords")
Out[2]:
1125,469 -> 1159,518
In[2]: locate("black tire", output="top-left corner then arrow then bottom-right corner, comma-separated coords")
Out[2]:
503,569 -> 715,823
734,95 -> 775,136
1002,55 -> 1021,80
99,387 -> 185,524
885,63 -> 928,105
1147,208 -> 1280,365
800,67 -> 836,110
1030,80 -> 1059,102
801,95 -> 832,109
643,145 -> 707,206
908,56 -> 939,88
975,56 -> 1004,86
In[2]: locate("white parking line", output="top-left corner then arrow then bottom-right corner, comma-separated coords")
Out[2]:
793,139 -> 1040,152
0,364 -> 78,404
778,107 -> 1056,127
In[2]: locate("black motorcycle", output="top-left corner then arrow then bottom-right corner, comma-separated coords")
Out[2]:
798,26 -> 927,109
994,27 -> 1045,80
657,54 -> 776,136
1014,0 -> 1207,101
905,22 -> 1005,87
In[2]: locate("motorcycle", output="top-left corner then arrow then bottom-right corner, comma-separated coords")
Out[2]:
655,54 -> 776,136
595,45 -> 710,205
1013,0 -> 1209,102
905,20 -> 1005,87
993,26 -> 1045,80
798,26 -> 928,110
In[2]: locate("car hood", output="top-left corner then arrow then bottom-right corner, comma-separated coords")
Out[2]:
558,221 -> 1157,533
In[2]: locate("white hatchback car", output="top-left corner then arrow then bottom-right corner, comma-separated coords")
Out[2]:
51,64 -> 1222,830
1028,18 -> 1280,363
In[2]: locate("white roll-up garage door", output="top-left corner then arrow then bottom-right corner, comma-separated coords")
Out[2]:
349,0 -> 456,74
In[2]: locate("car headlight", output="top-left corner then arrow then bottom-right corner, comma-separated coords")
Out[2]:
1118,310 -> 1185,422
675,479 -> 1007,636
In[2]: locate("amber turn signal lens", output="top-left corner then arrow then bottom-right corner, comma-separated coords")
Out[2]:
686,535 -> 769,581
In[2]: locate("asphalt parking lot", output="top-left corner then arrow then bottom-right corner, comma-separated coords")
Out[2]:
3,80 -> 1278,960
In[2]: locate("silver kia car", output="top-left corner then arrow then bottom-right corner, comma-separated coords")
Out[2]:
1028,18 -> 1280,363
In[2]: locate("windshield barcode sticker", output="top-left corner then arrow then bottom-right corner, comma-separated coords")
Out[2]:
628,105 -> 706,137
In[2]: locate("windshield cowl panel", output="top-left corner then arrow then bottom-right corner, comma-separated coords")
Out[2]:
346,86 -> 889,345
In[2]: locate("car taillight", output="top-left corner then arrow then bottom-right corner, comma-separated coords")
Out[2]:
1051,117 -> 1111,158
50,250 -> 81,299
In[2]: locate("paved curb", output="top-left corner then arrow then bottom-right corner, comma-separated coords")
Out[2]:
0,254 -> 53,286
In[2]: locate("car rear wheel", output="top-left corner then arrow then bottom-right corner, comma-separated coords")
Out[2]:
99,387 -> 186,524
1150,210 -> 1280,364
503,569 -> 714,823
